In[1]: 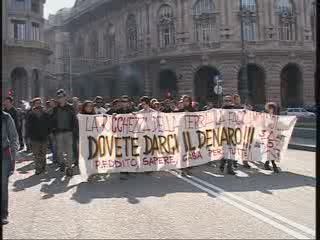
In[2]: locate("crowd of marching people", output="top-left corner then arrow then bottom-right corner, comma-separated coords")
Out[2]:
2,88 -> 281,224
3,89 -> 281,177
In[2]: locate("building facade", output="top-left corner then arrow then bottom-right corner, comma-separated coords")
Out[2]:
2,0 -> 52,102
45,0 -> 316,107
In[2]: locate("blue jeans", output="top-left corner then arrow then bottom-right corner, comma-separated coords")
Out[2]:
2,150 -> 11,219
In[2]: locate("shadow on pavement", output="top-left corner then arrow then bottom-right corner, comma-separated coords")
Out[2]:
190,164 -> 315,195
40,176 -> 77,200
70,172 -> 201,204
16,161 -> 36,174
13,163 -> 64,192
12,159 -> 315,204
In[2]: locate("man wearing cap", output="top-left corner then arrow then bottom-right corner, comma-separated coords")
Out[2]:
94,96 -> 107,114
51,89 -> 78,177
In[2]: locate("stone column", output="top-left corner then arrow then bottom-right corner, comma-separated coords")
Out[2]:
296,0 -> 304,41
270,0 -> 276,27
218,61 -> 239,95
176,59 -> 194,97
219,0 -> 226,26
144,63 -> 152,96
27,68 -> 32,100
39,70 -> 45,100
302,59 -> 315,104
264,62 -> 281,104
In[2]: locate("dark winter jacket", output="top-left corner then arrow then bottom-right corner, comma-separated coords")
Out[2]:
51,104 -> 78,134
26,109 -> 51,141
222,104 -> 236,109
179,106 -> 195,112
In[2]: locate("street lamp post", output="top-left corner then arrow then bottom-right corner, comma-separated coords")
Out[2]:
59,56 -> 112,96
214,75 -> 223,107
239,0 -> 249,105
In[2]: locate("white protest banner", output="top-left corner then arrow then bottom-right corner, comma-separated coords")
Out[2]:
78,109 -> 296,177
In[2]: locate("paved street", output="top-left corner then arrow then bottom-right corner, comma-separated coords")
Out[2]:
3,149 -> 315,239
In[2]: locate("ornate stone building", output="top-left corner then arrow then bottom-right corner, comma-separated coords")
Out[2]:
2,0 -> 52,102
45,0 -> 316,107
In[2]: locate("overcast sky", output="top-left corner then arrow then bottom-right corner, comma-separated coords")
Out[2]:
44,0 -> 76,19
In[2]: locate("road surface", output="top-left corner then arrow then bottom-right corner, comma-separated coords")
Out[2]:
3,149 -> 315,239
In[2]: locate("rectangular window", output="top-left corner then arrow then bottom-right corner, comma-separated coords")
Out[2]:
195,23 -> 213,43
243,21 -> 256,41
31,22 -> 40,40
15,0 -> 25,10
280,23 -> 293,41
241,0 -> 256,12
31,0 -> 40,13
160,25 -> 174,48
12,20 -> 26,40
164,28 -> 170,46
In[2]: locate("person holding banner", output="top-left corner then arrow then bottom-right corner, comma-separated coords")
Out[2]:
219,95 -> 236,175
179,95 -> 195,113
232,94 -> 251,169
107,99 -> 122,115
264,102 -> 280,173
161,99 -> 173,113
81,101 -> 96,115
179,95 -> 195,176
138,96 -> 156,113
153,101 -> 161,111
121,96 -> 136,114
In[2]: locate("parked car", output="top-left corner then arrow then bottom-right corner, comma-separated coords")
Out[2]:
304,105 -> 317,113
280,109 -> 288,115
286,108 -> 316,118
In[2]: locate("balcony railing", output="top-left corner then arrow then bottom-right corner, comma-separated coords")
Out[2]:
6,39 -> 50,50
71,58 -> 113,75
8,7 -> 42,18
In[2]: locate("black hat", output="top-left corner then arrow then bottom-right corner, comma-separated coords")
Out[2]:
56,89 -> 66,97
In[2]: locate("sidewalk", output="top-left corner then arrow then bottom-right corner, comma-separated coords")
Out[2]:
289,137 -> 316,152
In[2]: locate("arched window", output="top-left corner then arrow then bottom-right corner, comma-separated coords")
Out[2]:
76,35 -> 84,57
277,0 -> 296,41
158,5 -> 175,48
105,24 -> 115,59
89,31 -> 99,58
193,0 -> 216,43
240,0 -> 257,41
126,14 -> 137,51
